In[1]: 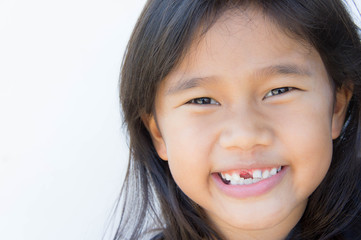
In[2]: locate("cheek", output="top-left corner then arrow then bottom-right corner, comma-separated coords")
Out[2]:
163,112 -> 218,162
163,118 -> 216,196
274,100 -> 334,196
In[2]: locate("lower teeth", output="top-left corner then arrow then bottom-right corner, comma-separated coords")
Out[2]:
220,176 -> 261,185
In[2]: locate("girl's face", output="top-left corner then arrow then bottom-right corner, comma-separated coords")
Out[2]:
146,10 -> 349,240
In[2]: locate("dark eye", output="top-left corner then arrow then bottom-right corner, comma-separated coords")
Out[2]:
187,97 -> 219,105
264,87 -> 294,98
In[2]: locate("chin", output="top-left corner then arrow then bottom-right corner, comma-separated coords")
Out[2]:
229,215 -> 282,230
215,205 -> 292,232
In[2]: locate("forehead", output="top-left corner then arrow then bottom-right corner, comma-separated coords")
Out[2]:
160,8 -> 320,88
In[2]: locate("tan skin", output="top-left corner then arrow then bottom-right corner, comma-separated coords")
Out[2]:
144,9 -> 351,240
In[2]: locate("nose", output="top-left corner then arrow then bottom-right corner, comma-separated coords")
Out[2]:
219,105 -> 273,151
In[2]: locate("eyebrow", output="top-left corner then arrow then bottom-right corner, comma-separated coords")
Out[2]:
165,64 -> 311,95
260,64 -> 311,77
166,77 -> 212,95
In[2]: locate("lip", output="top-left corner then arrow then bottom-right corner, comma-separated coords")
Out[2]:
212,166 -> 288,199
216,163 -> 282,172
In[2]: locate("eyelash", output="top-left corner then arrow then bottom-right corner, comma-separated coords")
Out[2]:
187,97 -> 219,105
264,87 -> 294,99
186,87 -> 295,105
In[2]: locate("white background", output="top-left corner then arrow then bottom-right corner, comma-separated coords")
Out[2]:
0,1 -> 359,240
0,1 -> 146,239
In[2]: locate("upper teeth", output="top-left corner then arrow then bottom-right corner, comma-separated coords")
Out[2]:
221,167 -> 282,185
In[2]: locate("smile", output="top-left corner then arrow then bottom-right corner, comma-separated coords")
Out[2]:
219,166 -> 283,185
212,166 -> 287,199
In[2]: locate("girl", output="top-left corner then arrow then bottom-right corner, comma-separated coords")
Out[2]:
115,0 -> 361,239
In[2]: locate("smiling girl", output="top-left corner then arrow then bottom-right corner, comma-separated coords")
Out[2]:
115,0 -> 361,239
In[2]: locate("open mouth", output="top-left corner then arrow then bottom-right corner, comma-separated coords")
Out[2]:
218,166 -> 284,185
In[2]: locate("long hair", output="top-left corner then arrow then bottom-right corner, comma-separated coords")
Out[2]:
116,0 -> 361,239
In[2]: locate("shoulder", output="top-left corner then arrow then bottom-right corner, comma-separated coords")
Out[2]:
343,228 -> 361,240
149,232 -> 163,240
342,214 -> 361,240
344,223 -> 361,239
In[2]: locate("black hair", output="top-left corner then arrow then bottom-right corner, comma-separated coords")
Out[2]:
115,0 -> 361,239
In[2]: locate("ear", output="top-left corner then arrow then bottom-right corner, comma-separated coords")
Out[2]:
142,114 -> 168,161
331,86 -> 352,139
